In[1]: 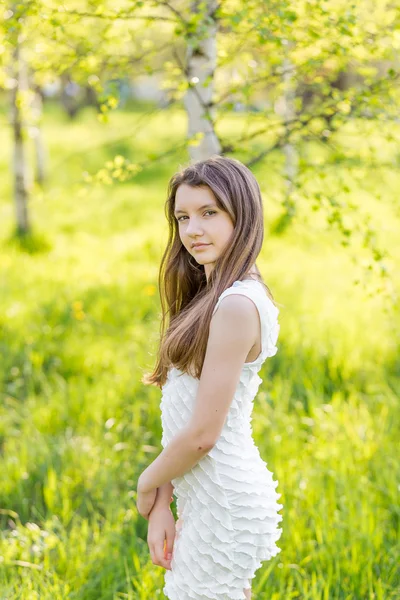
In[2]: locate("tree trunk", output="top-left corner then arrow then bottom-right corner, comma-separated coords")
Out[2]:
275,50 -> 298,217
30,86 -> 46,184
281,55 -> 298,212
11,36 -> 30,235
184,0 -> 221,161
85,84 -> 100,110
60,72 -> 81,118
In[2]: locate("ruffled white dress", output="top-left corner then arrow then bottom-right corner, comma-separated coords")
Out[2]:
160,279 -> 283,600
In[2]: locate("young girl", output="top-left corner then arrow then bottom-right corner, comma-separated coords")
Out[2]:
137,155 -> 283,600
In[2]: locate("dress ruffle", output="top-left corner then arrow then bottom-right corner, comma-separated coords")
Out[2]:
160,280 -> 283,600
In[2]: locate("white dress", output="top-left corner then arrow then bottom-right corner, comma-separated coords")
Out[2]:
160,279 -> 283,600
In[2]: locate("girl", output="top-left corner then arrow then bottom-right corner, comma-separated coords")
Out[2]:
137,155 -> 283,600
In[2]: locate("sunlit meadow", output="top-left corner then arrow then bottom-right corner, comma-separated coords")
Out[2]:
0,101 -> 399,599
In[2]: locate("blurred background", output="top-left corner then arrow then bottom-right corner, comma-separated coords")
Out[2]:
0,1 -> 399,598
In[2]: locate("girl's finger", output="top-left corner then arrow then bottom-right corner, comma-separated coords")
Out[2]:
150,542 -> 170,569
148,544 -> 156,566
155,540 -> 172,570
165,533 -> 174,561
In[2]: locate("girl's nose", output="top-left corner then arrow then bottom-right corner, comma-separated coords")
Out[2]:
186,219 -> 203,235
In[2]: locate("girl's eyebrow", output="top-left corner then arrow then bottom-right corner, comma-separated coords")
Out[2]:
174,203 -> 217,216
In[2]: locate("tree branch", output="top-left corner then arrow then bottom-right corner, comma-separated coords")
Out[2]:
52,9 -> 179,23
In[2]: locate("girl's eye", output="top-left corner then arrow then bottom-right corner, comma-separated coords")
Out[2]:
177,210 -> 216,222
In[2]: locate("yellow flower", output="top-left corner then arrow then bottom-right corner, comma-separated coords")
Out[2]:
143,285 -> 157,296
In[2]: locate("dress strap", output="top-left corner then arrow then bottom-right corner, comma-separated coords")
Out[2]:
212,280 -> 280,363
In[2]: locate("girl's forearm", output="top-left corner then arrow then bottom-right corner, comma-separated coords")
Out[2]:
138,425 -> 212,493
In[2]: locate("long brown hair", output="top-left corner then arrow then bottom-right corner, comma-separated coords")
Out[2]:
141,155 -> 277,388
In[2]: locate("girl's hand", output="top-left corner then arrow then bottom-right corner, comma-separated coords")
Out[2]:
147,506 -> 176,571
136,484 -> 157,521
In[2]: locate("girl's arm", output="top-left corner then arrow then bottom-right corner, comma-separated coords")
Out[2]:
138,294 -> 258,494
153,481 -> 174,510
138,426 -> 213,493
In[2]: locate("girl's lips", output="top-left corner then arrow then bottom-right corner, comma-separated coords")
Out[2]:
193,244 -> 210,250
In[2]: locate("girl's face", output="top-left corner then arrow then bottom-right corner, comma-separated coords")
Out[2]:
174,184 -> 234,281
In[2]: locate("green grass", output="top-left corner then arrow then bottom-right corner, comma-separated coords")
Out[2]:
0,99 -> 399,599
